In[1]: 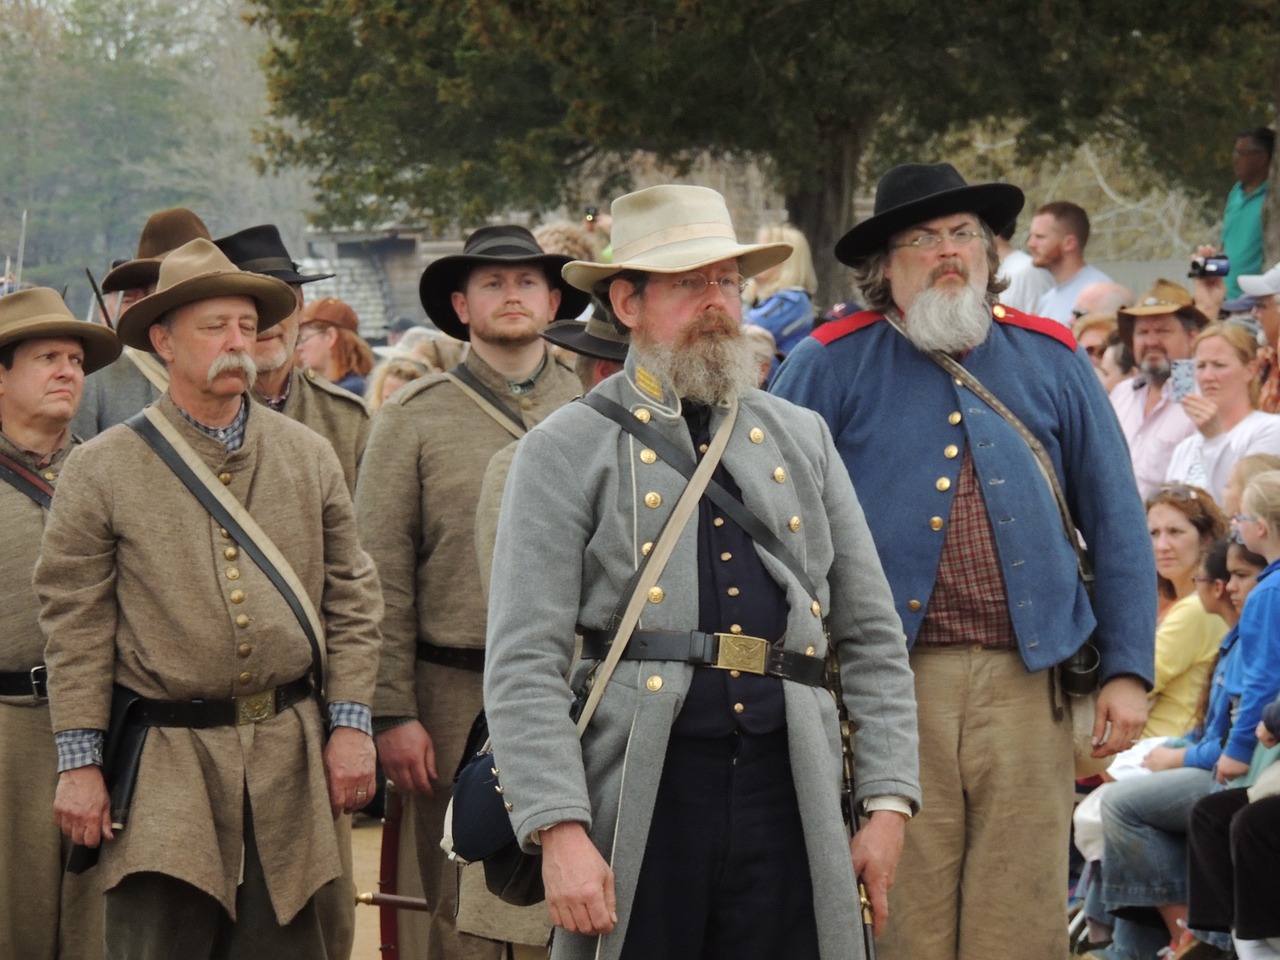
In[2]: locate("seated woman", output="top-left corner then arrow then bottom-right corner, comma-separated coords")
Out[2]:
1166,322 -> 1280,502
1093,538 -> 1266,959
1144,485 -> 1230,738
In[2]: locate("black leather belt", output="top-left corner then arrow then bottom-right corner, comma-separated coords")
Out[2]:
580,629 -> 825,687
0,665 -> 48,699
127,675 -> 313,728
415,641 -> 485,673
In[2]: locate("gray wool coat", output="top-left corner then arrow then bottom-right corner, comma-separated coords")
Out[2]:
483,356 -> 921,960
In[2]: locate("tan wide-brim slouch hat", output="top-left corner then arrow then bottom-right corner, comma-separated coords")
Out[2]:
116,238 -> 299,351
103,207 -> 212,294
1116,278 -> 1210,350
561,185 -> 793,292
0,288 -> 122,375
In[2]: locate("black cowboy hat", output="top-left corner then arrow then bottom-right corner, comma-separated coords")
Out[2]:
214,224 -> 334,285
835,163 -> 1025,266
418,225 -> 590,341
541,310 -> 629,363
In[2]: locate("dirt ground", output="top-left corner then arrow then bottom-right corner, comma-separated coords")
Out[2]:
350,815 -> 385,960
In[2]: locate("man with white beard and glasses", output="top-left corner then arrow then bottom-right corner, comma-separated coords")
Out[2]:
1109,280 -> 1211,499
772,163 -> 1156,960
482,184 -> 920,960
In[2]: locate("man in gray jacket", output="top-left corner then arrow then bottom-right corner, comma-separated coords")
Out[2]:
483,185 -> 921,960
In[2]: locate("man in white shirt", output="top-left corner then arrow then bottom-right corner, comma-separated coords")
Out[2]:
1027,201 -> 1114,324
1108,280 -> 1209,498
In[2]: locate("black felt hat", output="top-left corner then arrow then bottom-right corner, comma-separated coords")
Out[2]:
541,310 -> 629,363
835,163 -> 1024,266
418,226 -> 590,341
214,224 -> 334,285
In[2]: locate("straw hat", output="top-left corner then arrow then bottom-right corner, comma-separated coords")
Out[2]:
0,288 -> 122,374
1116,279 -> 1210,349
561,185 -> 792,292
116,239 -> 298,351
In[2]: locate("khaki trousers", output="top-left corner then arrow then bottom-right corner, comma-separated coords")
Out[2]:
877,647 -> 1073,960
0,700 -> 103,960
411,660 -> 503,960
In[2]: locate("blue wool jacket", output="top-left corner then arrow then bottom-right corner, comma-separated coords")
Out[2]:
1179,625 -> 1242,770
1225,558 -> 1280,763
771,307 -> 1156,682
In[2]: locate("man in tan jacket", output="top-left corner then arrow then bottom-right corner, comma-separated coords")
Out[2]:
214,225 -> 370,494
357,225 -> 587,960
1,288 -> 121,960
36,239 -> 383,960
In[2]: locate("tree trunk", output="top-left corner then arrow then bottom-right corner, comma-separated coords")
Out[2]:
1266,46 -> 1280,266
783,122 -> 872,313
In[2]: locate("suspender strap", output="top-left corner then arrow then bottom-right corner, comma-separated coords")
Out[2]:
579,392 -> 820,603
446,365 -> 526,438
125,408 -> 327,698
124,347 -> 171,394
0,451 -> 54,509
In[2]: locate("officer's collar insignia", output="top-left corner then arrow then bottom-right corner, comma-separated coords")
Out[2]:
635,365 -> 664,399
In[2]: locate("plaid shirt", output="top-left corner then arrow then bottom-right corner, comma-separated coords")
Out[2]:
915,449 -> 1017,650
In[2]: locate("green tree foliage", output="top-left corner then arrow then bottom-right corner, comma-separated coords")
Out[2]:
251,0 -> 1280,302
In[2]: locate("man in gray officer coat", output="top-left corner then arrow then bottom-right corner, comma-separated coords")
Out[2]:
483,185 -> 921,960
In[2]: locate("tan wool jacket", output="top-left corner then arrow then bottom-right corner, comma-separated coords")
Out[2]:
35,395 -> 383,924
0,433 -> 73,682
253,365 -> 370,494
356,348 -> 580,718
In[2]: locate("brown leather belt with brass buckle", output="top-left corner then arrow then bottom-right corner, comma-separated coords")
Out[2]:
580,629 -> 825,687
126,675 -> 313,729
0,665 -> 48,699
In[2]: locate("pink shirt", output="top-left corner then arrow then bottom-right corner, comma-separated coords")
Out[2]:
1109,378 -> 1197,500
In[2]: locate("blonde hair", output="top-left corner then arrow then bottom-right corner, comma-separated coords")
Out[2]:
534,221 -> 596,263
1193,321 -> 1262,407
1243,469 -> 1280,534
754,224 -> 818,299
366,356 -> 431,411
1230,453 -> 1280,495
1071,313 -> 1117,342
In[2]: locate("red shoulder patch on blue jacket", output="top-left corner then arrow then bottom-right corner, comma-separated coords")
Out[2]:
993,304 -> 1077,350
811,310 -> 884,346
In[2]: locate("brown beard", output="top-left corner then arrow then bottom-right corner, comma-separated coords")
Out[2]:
632,307 -> 759,405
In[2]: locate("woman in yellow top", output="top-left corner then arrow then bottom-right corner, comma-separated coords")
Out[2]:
1144,483 -> 1231,737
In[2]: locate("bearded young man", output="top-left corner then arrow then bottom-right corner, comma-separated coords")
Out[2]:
357,226 -> 588,960
771,163 -> 1156,960
482,185 -> 920,960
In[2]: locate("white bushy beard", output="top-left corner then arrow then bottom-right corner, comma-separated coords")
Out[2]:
901,270 -> 993,354
631,308 -> 760,405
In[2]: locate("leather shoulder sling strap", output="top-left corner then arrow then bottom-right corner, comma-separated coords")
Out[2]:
125,406 -> 327,696
476,397 -> 736,756
446,364 -> 525,440
883,312 -> 1091,587
124,347 -> 171,394
0,450 -> 54,509
579,392 -> 821,604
